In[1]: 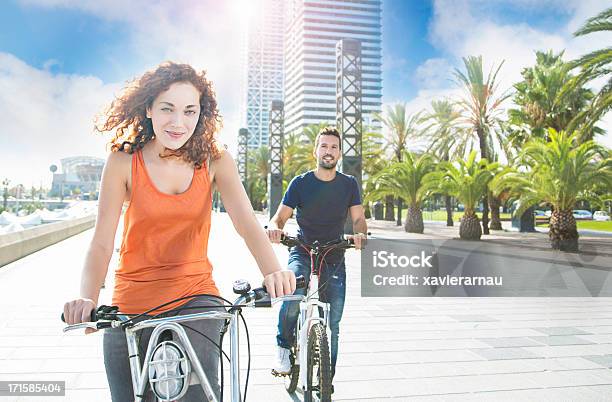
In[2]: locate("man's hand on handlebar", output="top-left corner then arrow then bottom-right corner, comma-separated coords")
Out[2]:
265,225 -> 285,244
347,232 -> 367,250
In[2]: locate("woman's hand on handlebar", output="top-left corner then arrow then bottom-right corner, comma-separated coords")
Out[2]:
263,270 -> 296,298
63,298 -> 97,334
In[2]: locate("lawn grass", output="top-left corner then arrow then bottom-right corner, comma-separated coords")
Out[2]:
399,209 -> 512,222
537,220 -> 612,232
394,209 -> 612,232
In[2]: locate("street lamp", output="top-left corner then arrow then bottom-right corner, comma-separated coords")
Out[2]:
49,164 -> 63,202
2,178 -> 11,211
2,178 -> 9,211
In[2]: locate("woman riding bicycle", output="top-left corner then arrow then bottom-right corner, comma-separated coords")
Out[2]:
62,61 -> 296,401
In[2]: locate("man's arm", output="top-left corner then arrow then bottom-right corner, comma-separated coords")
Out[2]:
267,204 -> 294,243
348,204 -> 368,249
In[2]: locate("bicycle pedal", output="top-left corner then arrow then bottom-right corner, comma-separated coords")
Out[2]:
271,369 -> 290,377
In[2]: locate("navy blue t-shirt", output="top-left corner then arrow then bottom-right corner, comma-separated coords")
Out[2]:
282,170 -> 361,263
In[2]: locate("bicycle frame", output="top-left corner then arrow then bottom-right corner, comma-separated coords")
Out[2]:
63,289 -> 304,402
295,273 -> 331,391
125,310 -> 235,402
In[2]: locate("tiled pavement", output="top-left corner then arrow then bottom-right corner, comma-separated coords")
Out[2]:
1,213 -> 612,401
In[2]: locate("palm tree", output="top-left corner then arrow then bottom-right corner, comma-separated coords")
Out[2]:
491,129 -> 612,251
569,7 -> 612,132
510,50 -> 601,142
419,99 -> 468,226
365,151 -> 436,233
374,104 -> 423,225
427,151 -> 500,240
454,56 -> 511,234
362,130 -> 387,218
247,146 -> 270,210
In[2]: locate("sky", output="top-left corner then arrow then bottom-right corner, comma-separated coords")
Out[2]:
0,0 -> 610,188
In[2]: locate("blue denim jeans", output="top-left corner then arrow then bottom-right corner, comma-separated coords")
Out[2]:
276,250 -> 346,379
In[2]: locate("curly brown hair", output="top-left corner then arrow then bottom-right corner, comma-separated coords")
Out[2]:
96,61 -> 222,168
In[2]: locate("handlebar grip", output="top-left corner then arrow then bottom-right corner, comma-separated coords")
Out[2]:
348,231 -> 372,245
61,308 -> 97,323
261,275 -> 305,293
96,321 -> 112,329
254,274 -> 306,307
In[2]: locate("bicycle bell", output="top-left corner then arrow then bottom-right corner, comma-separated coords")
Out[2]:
233,279 -> 251,295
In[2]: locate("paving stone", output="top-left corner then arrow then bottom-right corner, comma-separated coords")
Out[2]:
450,315 -> 498,322
463,387 -> 601,402
582,354 -> 612,368
528,344 -> 612,358
470,347 -> 540,360
479,337 -> 545,348
527,369 -> 612,388
528,335 -> 595,346
532,327 -> 592,336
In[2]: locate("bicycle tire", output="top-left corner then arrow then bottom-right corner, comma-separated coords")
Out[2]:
304,323 -> 332,402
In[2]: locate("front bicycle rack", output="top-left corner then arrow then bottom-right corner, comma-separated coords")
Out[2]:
132,322 -> 217,402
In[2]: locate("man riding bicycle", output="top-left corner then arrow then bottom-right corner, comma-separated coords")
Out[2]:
266,126 -> 368,392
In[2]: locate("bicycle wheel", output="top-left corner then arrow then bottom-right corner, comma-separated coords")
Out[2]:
304,323 -> 332,402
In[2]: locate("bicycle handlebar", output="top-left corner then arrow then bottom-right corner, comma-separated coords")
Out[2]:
264,225 -> 370,251
61,275 -> 306,327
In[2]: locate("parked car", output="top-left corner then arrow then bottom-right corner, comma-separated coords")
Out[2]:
573,210 -> 593,220
593,211 -> 611,221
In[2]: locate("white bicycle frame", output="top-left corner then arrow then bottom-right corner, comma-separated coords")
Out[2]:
294,273 -> 331,393
63,292 -> 300,402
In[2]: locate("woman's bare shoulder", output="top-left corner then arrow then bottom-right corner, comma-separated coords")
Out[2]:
104,150 -> 132,178
106,150 -> 131,164
209,148 -> 233,175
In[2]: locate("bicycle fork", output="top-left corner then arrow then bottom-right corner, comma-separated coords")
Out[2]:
297,274 -> 330,391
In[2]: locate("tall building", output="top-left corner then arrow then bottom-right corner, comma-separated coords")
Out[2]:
284,0 -> 383,134
242,0 -> 286,149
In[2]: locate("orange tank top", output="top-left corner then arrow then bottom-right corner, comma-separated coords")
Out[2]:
112,149 -> 219,314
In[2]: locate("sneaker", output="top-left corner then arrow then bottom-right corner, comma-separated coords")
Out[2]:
272,346 -> 291,375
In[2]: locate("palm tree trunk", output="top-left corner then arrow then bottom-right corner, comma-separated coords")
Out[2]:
460,210 -> 482,240
549,209 -> 579,252
477,127 -> 490,235
396,198 -> 403,226
404,204 -> 424,233
489,194 -> 503,230
384,195 -> 395,221
364,203 -> 372,219
445,195 -> 454,226
481,195 -> 490,234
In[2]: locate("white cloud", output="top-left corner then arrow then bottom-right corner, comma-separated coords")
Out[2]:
0,52 -> 118,187
414,58 -> 454,89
